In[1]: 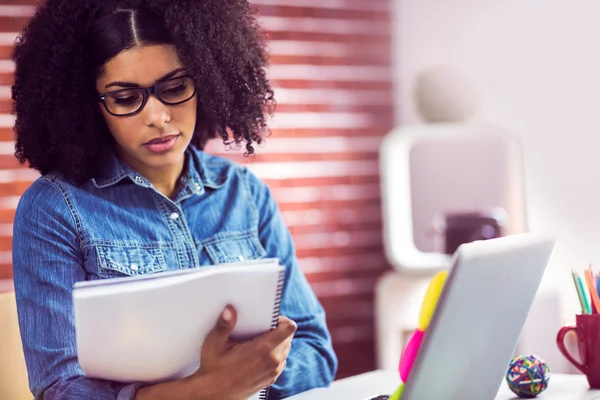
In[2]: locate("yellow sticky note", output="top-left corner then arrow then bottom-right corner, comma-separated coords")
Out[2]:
417,271 -> 448,331
389,383 -> 404,400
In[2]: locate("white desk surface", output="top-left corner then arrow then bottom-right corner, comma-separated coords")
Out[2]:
287,370 -> 600,400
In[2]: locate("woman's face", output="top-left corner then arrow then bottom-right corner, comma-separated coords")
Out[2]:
95,44 -> 197,176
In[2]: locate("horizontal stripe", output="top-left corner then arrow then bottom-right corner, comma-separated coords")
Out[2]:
305,266 -> 386,285
0,266 -> 12,280
268,112 -> 374,129
261,128 -> 391,140
0,32 -> 17,45
0,141 -> 13,155
292,229 -> 381,249
0,250 -> 10,263
270,105 -> 392,116
282,205 -> 381,226
288,222 -> 383,237
0,114 -> 14,128
264,174 -> 381,187
0,223 -> 11,236
0,85 -> 9,98
0,84 -> 386,107
0,276 -> 15,293
1,61 -> 377,81
0,4 -> 389,18
0,195 -> 20,208
259,16 -> 388,36
0,39 -> 389,59
299,253 -> 386,274
280,198 -> 380,213
0,62 -> 392,81
268,65 -> 390,81
0,278 -> 13,292
329,325 -> 373,343
0,60 -> 14,73
311,276 -> 378,297
252,0 -> 389,12
0,2 -> 389,19
0,5 -> 35,17
323,301 -> 375,319
273,87 -> 391,105
0,176 -> 382,205
268,40 -> 389,57
246,160 -> 378,179
0,169 -> 38,184
0,84 -> 393,106
206,136 -> 381,154
0,223 -> 386,241
0,111 -> 379,131
295,241 -> 383,259
272,183 -> 380,203
282,209 -> 324,225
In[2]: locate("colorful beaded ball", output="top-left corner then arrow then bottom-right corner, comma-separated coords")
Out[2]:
506,354 -> 550,398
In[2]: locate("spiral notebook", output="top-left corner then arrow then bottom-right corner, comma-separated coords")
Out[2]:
73,258 -> 285,400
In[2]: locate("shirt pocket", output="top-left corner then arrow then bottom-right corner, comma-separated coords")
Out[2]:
95,245 -> 168,278
200,229 -> 267,265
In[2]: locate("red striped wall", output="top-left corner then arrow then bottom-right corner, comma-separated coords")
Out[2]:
0,0 -> 394,379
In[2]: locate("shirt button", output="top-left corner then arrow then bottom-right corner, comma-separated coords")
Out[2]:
130,264 -> 139,271
169,212 -> 179,220
134,176 -> 142,182
238,255 -> 245,261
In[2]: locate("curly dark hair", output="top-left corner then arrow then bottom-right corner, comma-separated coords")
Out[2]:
12,0 -> 274,184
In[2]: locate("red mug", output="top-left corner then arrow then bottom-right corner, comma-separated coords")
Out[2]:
557,314 -> 600,388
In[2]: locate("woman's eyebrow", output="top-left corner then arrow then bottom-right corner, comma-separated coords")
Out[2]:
104,67 -> 186,89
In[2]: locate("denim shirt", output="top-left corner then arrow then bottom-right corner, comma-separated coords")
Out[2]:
12,145 -> 338,399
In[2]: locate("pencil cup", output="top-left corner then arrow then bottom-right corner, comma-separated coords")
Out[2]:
557,314 -> 600,388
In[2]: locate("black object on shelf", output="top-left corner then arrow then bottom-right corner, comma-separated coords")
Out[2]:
433,208 -> 506,255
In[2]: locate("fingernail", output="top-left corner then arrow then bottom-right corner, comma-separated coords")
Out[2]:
222,307 -> 232,322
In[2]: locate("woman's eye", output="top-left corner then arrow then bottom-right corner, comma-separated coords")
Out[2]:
113,96 -> 139,105
163,84 -> 185,94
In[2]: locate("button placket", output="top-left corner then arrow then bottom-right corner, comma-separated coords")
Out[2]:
162,200 -> 200,269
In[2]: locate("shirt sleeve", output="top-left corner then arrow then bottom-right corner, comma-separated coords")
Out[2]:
12,179 -> 142,400
244,168 -> 339,399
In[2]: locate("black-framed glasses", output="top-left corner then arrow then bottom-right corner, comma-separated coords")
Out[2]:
97,75 -> 197,117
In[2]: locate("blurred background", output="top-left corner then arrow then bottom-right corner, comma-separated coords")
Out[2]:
1,0 -> 599,392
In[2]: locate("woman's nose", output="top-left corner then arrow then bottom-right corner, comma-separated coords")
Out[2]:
142,95 -> 171,129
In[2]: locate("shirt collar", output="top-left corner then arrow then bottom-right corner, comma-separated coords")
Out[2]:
91,145 -> 225,194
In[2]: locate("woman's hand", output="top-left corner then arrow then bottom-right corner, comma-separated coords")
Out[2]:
192,305 -> 297,400
135,306 -> 296,400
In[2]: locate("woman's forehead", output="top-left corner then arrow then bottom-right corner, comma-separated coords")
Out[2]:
97,44 -> 182,87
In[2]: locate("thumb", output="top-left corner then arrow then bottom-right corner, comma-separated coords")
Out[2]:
199,305 -> 237,372
211,305 -> 237,341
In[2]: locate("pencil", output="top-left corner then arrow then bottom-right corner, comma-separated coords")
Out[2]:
577,273 -> 592,314
585,269 -> 600,314
572,270 -> 586,313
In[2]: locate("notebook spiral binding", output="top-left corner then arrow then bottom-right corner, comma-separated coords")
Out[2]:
258,267 -> 286,400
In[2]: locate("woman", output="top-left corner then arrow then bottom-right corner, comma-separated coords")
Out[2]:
10,0 -> 337,399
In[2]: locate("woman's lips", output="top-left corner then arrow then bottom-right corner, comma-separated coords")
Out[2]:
143,134 -> 180,153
